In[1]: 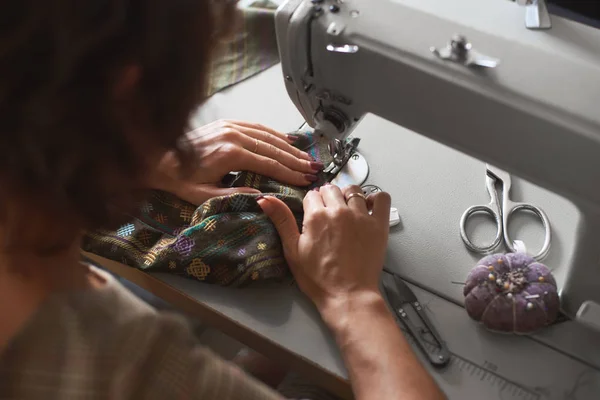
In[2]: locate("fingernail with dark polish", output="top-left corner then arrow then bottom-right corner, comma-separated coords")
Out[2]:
304,174 -> 319,182
310,161 -> 325,171
255,195 -> 265,201
287,134 -> 299,142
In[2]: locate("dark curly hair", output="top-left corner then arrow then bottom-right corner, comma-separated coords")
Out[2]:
0,0 -> 236,254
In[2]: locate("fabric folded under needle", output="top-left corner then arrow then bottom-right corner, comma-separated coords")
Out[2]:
82,131 -> 344,287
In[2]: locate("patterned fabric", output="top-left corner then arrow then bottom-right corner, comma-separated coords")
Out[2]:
81,132 -> 335,286
205,0 -> 280,97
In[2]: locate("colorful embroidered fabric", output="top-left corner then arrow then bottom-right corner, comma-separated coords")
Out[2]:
81,132 -> 333,286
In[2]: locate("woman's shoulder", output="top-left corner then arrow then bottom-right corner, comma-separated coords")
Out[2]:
0,266 -> 284,400
0,268 -> 196,398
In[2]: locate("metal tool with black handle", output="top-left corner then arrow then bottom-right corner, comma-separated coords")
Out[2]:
381,269 -> 451,368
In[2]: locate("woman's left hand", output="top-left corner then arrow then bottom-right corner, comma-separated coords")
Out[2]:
147,120 -> 323,205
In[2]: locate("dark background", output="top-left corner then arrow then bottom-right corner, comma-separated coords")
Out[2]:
547,0 -> 600,27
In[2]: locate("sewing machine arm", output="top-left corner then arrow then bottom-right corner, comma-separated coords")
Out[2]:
275,0 -> 600,328
275,0 -> 600,209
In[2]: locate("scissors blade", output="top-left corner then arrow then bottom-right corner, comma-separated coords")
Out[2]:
485,164 -> 511,186
381,269 -> 451,367
382,268 -> 417,304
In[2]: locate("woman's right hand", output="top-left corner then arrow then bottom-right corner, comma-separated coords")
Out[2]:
259,187 -> 448,400
257,184 -> 391,316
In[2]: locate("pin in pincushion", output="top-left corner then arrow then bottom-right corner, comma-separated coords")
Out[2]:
463,253 -> 560,334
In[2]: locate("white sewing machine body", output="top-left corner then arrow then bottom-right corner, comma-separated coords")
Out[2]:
275,0 -> 600,331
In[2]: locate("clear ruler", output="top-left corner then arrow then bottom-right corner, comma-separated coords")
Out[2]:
398,282 -> 600,400
444,351 -> 542,400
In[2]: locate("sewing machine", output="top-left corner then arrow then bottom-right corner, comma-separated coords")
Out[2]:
275,0 -> 600,332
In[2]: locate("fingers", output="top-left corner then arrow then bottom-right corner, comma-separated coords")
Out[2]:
319,184 -> 347,208
303,189 -> 325,214
257,196 -> 300,259
227,120 -> 296,142
238,135 -> 322,176
367,191 -> 392,226
225,121 -> 312,161
173,183 -> 260,206
239,150 -> 317,186
342,185 -> 368,214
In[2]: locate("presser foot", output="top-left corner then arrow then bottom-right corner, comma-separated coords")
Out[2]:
324,137 -> 368,186
328,151 -> 369,187
328,137 -> 361,167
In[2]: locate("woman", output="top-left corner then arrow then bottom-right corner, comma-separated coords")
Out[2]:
0,1 -> 445,399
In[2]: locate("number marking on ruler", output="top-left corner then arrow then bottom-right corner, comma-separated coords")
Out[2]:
399,327 -> 542,400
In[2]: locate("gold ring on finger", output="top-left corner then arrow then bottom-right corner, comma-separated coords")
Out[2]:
345,192 -> 367,203
254,138 -> 259,153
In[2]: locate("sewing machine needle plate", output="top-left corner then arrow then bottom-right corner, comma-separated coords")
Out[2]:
330,152 -> 369,187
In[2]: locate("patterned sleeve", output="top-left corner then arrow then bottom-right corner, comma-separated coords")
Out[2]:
130,314 -> 342,400
122,312 -> 286,400
94,314 -> 282,400
0,270 -> 290,400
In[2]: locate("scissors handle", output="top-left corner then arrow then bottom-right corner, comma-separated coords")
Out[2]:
459,204 -> 503,254
503,202 -> 552,260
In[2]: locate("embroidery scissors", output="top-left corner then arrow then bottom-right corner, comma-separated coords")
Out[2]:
381,268 -> 450,367
459,164 -> 551,260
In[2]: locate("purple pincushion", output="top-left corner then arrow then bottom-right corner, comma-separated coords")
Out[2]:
463,253 -> 560,334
